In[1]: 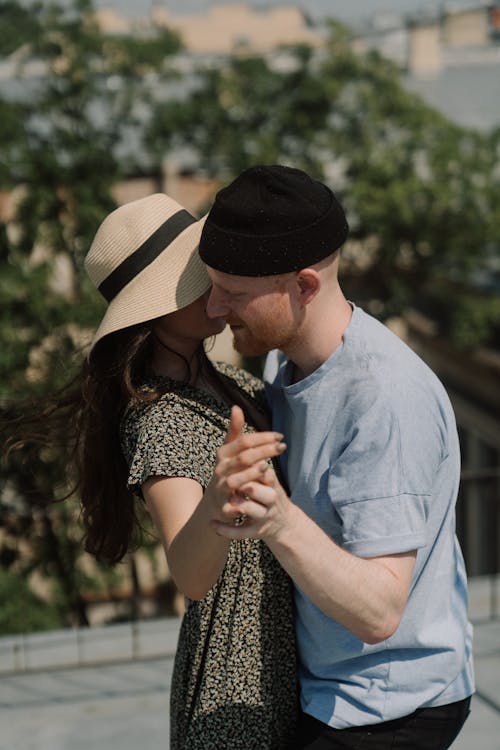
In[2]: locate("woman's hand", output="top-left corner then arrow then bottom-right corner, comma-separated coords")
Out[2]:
210,405 -> 292,540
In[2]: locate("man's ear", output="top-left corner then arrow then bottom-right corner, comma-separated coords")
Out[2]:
296,269 -> 321,306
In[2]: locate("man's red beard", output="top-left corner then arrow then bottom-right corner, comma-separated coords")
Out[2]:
228,318 -> 295,358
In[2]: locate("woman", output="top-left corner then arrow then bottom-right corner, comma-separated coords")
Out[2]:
7,193 -> 297,748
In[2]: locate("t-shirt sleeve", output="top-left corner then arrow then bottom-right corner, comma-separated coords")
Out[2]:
121,397 -> 225,496
327,392 -> 446,558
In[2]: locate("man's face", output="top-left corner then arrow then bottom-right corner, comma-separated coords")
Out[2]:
206,268 -> 299,357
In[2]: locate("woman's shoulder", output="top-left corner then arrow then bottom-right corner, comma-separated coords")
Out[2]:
120,379 -> 228,473
213,361 -> 264,396
123,378 -> 225,430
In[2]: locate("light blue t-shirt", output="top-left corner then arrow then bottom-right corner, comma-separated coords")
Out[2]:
264,305 -> 474,729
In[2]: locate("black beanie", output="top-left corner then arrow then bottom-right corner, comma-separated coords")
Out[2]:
199,165 -> 349,276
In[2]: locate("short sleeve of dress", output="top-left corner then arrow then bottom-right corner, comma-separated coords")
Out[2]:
121,391 -> 228,496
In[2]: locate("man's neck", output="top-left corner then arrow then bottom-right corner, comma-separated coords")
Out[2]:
284,296 -> 353,382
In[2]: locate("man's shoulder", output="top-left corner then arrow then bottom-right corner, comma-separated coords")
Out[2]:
350,307 -> 442,385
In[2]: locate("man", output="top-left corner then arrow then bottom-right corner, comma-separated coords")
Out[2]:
199,165 -> 474,749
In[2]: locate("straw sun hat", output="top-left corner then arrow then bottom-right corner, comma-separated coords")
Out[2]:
84,193 -> 210,351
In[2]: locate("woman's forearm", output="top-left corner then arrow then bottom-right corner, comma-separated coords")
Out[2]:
165,486 -> 231,600
143,476 -> 231,601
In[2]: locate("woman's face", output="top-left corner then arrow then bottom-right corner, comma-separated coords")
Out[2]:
154,289 -> 226,347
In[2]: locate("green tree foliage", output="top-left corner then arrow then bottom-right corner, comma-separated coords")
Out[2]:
0,569 -> 63,635
1,5 -> 499,633
0,0 -> 182,395
0,0 -> 40,56
0,0 -> 181,630
146,24 -> 500,348
0,98 -> 26,186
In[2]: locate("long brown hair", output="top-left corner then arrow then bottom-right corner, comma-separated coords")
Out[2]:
3,323 -> 205,565
76,324 -> 154,563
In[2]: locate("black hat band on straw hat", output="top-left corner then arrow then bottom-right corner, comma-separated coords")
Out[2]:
98,209 -> 196,302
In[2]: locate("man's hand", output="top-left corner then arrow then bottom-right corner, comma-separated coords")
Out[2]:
211,465 -> 294,541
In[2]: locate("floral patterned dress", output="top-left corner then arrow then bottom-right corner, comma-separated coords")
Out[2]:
120,362 -> 298,749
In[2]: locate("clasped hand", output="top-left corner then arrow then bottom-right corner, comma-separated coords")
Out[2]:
210,405 -> 290,540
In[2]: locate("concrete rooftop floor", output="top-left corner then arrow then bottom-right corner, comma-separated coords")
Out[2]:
0,578 -> 499,750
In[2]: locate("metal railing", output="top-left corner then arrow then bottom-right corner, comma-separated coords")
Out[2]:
457,467 -> 500,621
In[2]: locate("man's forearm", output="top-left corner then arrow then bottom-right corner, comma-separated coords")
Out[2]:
266,503 -> 413,644
210,419 -> 416,643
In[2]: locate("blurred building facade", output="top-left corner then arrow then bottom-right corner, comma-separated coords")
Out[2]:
89,2 -> 500,130
95,2 -> 324,54
352,2 -> 500,75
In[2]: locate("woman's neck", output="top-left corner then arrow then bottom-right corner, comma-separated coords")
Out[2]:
151,332 -> 201,382
153,335 -> 271,432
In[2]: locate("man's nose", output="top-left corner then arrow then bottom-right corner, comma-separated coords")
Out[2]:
206,286 -> 228,318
